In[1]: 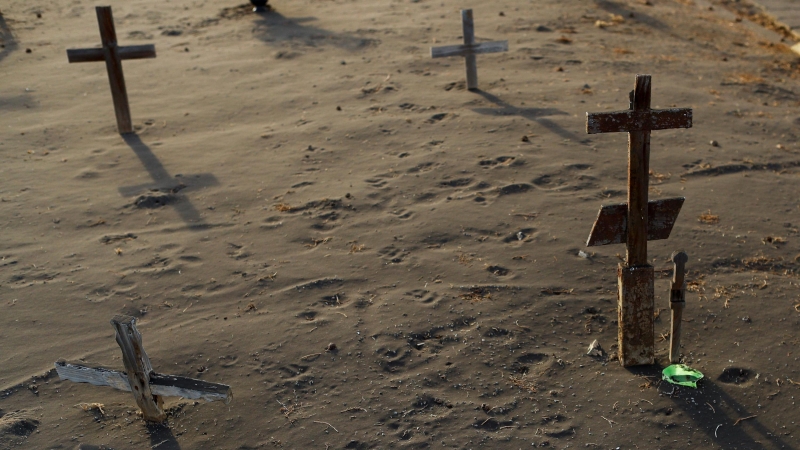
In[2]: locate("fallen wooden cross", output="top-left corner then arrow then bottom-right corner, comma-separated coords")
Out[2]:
55,315 -> 231,423
430,9 -> 508,91
585,74 -> 692,367
67,6 -> 156,134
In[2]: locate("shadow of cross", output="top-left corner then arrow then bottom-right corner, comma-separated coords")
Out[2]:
121,134 -> 218,229
66,6 -> 156,134
472,90 -> 586,143
430,9 -> 508,91
584,74 -> 692,367
55,315 -> 232,423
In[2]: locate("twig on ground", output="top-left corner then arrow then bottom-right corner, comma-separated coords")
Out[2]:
340,407 -> 367,413
706,402 -> 716,413
733,415 -> 757,426
715,424 -> 721,437
314,420 -> 339,433
601,416 -> 616,427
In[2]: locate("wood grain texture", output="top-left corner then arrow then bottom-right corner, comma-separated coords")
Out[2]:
627,74 -> 652,267
55,360 -> 131,392
585,197 -> 684,247
586,108 -> 692,134
111,315 -> 166,422
669,290 -> 685,364
617,264 -> 655,366
67,44 -> 156,63
150,373 -> 232,403
669,251 -> 687,364
55,360 -> 233,403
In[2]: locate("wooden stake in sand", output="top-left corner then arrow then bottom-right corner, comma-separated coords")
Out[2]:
430,9 -> 508,91
669,251 -> 688,364
66,6 -> 156,134
585,74 -> 692,367
55,315 -> 231,423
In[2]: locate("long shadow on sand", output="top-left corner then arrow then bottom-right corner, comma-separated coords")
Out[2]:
630,365 -> 792,449
121,134 -> 219,230
147,423 -> 181,450
0,14 -> 19,64
472,90 -> 587,143
251,9 -> 379,51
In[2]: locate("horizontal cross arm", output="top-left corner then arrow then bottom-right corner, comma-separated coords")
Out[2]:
431,40 -> 508,58
150,373 -> 232,403
55,359 -> 131,391
586,197 -> 684,246
67,44 -> 157,63
55,360 -> 231,403
586,108 -> 692,134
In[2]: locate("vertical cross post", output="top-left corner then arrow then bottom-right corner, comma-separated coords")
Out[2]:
111,315 -> 166,422
627,76 -> 651,266
617,75 -> 655,366
97,7 -> 132,134
461,9 -> 478,91
430,10 -> 508,92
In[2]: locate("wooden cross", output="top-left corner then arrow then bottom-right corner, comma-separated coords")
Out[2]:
585,74 -> 692,367
67,6 -> 156,135
430,9 -> 508,91
55,315 -> 231,423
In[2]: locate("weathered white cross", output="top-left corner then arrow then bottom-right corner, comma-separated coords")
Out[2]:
430,9 -> 508,91
585,74 -> 692,367
67,6 -> 156,134
55,315 -> 231,423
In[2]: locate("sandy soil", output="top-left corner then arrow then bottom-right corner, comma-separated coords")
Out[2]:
1,0 -> 800,448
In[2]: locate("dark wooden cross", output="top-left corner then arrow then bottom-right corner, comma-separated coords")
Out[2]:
67,6 -> 156,134
430,9 -> 508,91
585,74 -> 692,367
55,315 -> 231,423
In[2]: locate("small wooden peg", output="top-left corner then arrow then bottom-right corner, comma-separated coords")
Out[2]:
669,251 -> 688,364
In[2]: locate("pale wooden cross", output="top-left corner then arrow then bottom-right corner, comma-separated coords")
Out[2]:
67,6 -> 156,134
430,9 -> 508,91
55,315 -> 231,423
585,74 -> 692,367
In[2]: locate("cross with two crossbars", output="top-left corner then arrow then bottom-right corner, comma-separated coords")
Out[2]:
585,74 -> 692,367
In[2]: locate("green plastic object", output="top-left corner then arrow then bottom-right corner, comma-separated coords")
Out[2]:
662,364 -> 704,388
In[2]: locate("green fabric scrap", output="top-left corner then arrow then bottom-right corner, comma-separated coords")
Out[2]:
662,364 -> 704,388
